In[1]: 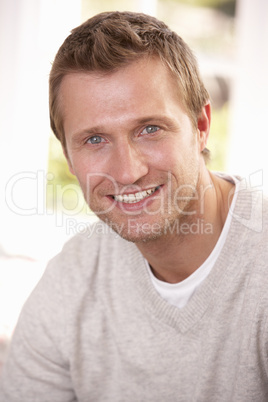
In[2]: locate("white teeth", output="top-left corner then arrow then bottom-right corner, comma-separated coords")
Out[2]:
113,187 -> 158,203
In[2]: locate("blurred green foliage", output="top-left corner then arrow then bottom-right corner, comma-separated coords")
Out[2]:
47,136 -> 76,187
207,103 -> 229,171
46,136 -> 87,213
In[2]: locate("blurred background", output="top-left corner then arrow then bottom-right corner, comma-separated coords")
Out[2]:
0,0 -> 267,369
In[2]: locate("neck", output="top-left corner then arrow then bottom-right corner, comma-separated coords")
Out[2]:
136,171 -> 235,283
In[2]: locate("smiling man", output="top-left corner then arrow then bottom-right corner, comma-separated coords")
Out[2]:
61,58 -> 211,241
1,11 -> 268,402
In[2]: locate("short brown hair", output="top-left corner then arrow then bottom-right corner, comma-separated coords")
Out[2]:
49,11 -> 209,156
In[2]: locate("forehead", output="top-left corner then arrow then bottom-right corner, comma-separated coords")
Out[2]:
60,57 -> 182,103
59,57 -> 187,133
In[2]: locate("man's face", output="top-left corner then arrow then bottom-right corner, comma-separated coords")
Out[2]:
60,57 -> 210,242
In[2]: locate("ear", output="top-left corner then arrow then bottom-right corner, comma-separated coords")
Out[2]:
62,146 -> 75,176
197,102 -> 211,152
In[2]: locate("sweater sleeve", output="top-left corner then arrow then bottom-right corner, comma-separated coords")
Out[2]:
0,256 -> 77,402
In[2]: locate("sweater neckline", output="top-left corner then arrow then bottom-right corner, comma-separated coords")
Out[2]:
126,176 -> 252,333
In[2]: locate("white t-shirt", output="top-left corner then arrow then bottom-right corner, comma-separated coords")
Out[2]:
146,174 -> 239,308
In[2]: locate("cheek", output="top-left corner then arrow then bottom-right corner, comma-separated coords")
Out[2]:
71,153 -> 100,178
70,157 -> 97,192
73,163 -> 119,198
147,141 -> 185,172
143,141 -> 176,170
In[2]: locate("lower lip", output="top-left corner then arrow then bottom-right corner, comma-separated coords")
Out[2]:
109,186 -> 163,212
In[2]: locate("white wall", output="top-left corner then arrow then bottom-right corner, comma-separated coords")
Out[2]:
227,0 -> 268,192
0,0 -> 81,258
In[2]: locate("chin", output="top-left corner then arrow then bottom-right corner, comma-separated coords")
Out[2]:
99,214 -> 182,244
118,228 -> 164,244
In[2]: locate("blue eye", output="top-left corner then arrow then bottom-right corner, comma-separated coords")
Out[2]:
87,135 -> 103,144
141,125 -> 160,135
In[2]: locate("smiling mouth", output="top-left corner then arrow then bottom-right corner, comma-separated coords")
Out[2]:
112,186 -> 160,204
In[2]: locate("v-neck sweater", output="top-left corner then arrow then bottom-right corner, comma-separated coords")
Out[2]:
1,176 -> 268,402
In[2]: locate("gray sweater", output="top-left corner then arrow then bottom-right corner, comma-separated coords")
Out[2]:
0,178 -> 268,401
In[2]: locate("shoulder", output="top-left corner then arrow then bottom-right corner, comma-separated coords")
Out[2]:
227,174 -> 268,234
42,220 -> 139,295
19,220 -> 139,331
227,176 -> 268,278
60,219 -> 133,265
47,219 -> 130,269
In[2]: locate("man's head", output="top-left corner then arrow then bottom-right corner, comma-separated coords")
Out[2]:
49,11 -> 209,158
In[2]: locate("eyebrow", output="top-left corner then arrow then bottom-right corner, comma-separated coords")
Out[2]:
136,116 -> 175,126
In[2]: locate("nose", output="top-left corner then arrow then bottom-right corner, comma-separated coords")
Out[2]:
109,141 -> 149,185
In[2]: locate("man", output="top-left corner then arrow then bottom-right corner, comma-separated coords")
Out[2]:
0,11 -> 267,402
